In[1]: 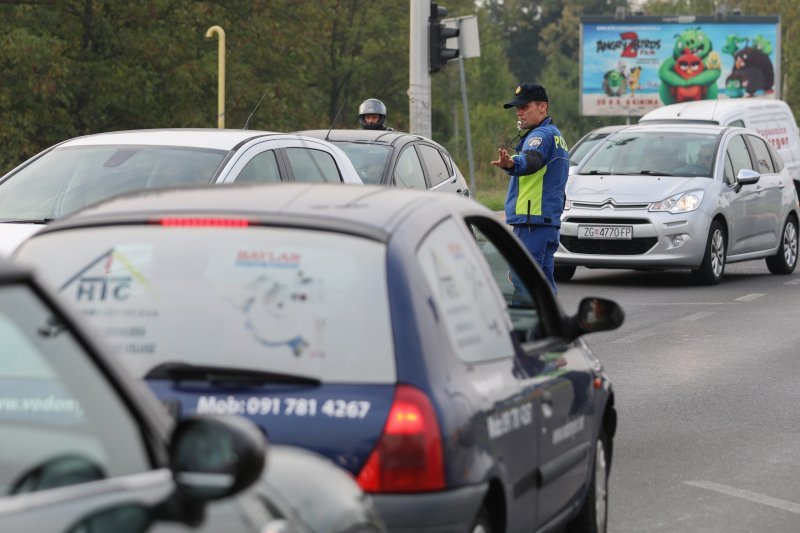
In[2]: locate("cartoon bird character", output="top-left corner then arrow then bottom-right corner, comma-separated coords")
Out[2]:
705,51 -> 722,71
658,28 -> 721,104
725,71 -> 746,98
671,51 -> 707,102
603,70 -> 627,97
731,46 -> 774,96
628,66 -> 642,96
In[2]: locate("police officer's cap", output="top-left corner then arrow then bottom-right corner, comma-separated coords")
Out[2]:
503,83 -> 549,108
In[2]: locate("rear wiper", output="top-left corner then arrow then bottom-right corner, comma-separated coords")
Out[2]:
2,218 -> 55,224
144,362 -> 321,386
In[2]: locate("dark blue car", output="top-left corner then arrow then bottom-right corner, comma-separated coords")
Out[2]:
13,183 -> 623,533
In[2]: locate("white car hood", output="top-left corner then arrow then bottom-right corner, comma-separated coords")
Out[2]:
0,223 -> 45,257
567,175 -> 711,203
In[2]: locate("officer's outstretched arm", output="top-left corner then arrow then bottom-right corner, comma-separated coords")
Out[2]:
510,150 -> 545,176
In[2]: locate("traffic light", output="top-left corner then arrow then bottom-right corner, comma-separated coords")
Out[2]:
429,2 -> 459,73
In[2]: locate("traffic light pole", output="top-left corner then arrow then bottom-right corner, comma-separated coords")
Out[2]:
409,0 -> 431,137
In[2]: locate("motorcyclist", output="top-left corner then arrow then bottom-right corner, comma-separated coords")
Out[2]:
358,98 -> 393,131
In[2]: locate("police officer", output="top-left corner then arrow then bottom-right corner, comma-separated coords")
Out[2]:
358,98 -> 393,131
491,83 -> 569,292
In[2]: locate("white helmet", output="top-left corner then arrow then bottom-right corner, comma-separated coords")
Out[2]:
358,98 -> 387,130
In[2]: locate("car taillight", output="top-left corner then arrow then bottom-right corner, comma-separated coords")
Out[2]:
156,217 -> 250,227
356,384 -> 445,493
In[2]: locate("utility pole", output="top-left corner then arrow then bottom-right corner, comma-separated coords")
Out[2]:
409,0 -> 431,137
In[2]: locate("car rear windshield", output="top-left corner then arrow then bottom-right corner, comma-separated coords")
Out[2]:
0,145 -> 227,221
14,225 -> 396,384
331,142 -> 391,185
579,131 -> 719,178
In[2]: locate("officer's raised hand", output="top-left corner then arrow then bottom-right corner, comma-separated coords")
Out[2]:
491,148 -> 514,170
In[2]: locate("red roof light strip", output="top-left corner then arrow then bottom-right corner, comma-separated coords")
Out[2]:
158,217 -> 250,228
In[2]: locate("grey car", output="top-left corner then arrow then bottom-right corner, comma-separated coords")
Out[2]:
295,129 -> 471,196
555,123 -> 799,284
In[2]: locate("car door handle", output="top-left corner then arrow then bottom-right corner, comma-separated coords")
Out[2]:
542,391 -> 553,404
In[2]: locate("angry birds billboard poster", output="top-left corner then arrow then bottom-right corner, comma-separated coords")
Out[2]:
580,16 -> 780,116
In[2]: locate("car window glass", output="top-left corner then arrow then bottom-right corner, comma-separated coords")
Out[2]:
569,134 -> 608,166
764,138 -> 785,172
747,135 -> 775,174
285,148 -> 342,183
416,219 -> 515,362
466,223 -> 545,343
333,142 -> 390,185
394,147 -> 427,189
0,284 -> 150,495
0,146 -> 226,221
418,145 -> 451,186
236,151 -> 282,184
727,135 -> 754,175
15,227 -> 396,384
724,153 -> 735,186
440,150 -> 454,175
728,119 -> 745,128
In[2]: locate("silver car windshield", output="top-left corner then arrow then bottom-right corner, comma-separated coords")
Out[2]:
0,145 -> 227,221
331,142 -> 391,185
15,225 -> 396,384
579,132 -> 719,178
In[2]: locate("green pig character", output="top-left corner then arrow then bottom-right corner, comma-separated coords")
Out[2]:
659,27 -> 721,105
603,70 -> 627,96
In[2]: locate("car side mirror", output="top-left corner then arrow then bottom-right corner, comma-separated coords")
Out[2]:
574,297 -> 624,335
734,168 -> 760,192
170,415 -> 267,502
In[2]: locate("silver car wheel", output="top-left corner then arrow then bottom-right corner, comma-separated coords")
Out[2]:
594,438 -> 608,533
783,221 -> 797,266
710,228 -> 725,278
472,524 -> 489,533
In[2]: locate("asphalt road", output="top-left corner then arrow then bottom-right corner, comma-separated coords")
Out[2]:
556,262 -> 800,532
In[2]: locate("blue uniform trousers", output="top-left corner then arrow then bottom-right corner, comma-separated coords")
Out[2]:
512,224 -> 560,293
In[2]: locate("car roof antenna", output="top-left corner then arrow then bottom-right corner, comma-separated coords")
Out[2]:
711,97 -> 720,124
243,86 -> 271,130
325,97 -> 348,141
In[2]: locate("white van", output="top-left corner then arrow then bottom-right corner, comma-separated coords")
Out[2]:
640,98 -> 800,190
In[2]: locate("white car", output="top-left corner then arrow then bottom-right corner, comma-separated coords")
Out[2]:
0,129 -> 362,255
556,123 -> 800,285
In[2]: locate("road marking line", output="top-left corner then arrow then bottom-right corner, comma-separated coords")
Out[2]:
784,279 -> 800,285
734,293 -> 765,302
679,311 -> 715,322
684,481 -> 800,515
613,330 -> 656,344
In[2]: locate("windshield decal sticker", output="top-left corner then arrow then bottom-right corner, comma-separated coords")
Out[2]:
234,270 -> 322,357
59,248 -> 156,302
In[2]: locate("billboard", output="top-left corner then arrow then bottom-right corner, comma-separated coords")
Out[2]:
580,15 -> 781,116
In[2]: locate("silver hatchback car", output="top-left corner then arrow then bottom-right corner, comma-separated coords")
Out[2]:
555,123 -> 799,284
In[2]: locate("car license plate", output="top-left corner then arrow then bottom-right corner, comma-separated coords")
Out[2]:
578,225 -> 633,240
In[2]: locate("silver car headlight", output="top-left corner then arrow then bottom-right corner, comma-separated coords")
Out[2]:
649,190 -> 704,213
